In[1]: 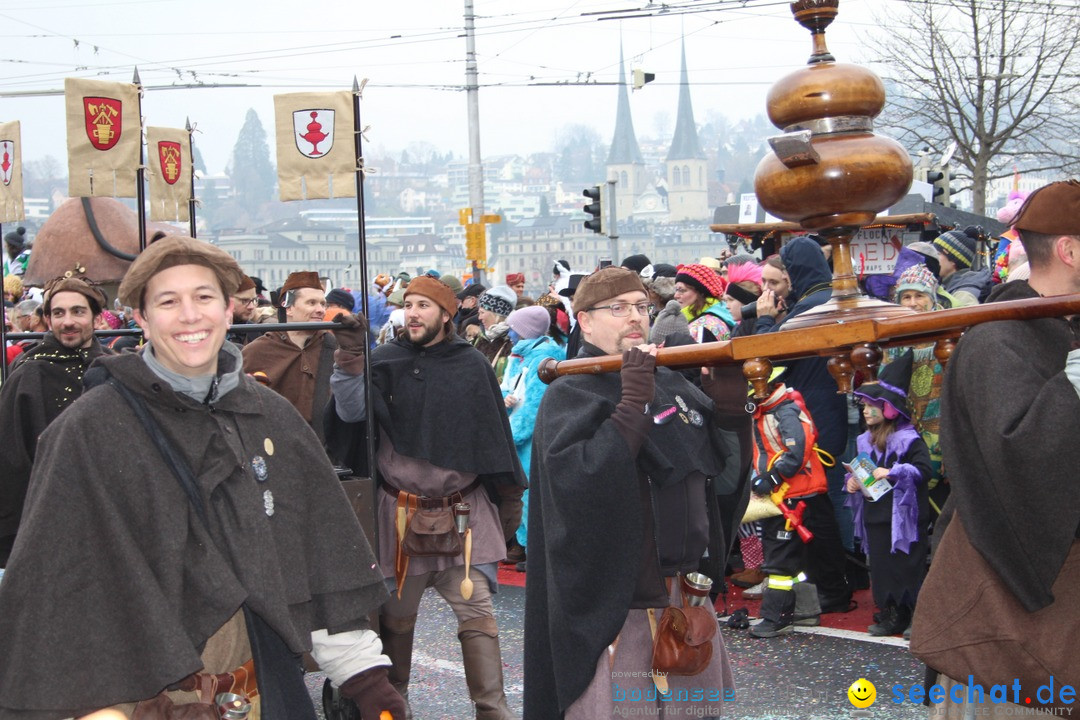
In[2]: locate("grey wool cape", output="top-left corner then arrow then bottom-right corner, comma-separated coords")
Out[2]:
0,352 -> 388,719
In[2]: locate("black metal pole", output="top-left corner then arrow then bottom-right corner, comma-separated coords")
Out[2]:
133,67 -> 147,252
352,76 -> 377,485
186,117 -> 197,238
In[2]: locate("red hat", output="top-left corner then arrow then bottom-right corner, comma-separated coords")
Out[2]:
505,272 -> 525,285
675,263 -> 727,300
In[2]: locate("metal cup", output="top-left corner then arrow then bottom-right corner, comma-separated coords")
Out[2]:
453,502 -> 471,534
216,692 -> 251,719
682,572 -> 713,607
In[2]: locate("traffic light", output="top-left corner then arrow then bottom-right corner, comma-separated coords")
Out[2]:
583,185 -> 605,235
927,164 -> 956,206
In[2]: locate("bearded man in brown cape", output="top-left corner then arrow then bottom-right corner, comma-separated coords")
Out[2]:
0,237 -> 405,720
0,276 -> 110,567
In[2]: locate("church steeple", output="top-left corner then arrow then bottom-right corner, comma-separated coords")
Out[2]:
664,38 -> 710,221
606,43 -> 647,222
607,46 -> 644,165
666,41 -> 705,162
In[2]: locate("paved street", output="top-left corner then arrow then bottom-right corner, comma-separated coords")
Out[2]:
308,582 -> 929,719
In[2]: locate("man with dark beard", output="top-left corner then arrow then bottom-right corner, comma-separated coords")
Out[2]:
329,275 -> 525,719
0,276 -> 110,566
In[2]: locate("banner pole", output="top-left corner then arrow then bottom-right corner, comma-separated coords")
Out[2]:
133,67 -> 147,252
185,117 -> 197,238
352,76 -> 377,485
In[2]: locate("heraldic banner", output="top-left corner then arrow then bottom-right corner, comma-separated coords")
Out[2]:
146,126 -> 191,222
274,90 -> 355,201
65,77 -> 141,198
0,120 -> 25,223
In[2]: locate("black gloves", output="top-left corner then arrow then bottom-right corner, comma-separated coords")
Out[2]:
619,345 -> 656,411
751,471 -> 783,497
338,666 -> 407,720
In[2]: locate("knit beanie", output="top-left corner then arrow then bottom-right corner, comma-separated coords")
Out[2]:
650,299 -> 693,346
506,306 -> 551,340
892,263 -> 939,303
620,254 -> 652,274
933,227 -> 979,269
4,226 -> 26,250
325,288 -> 355,310
478,285 -> 516,318
4,274 -> 23,299
675,263 -> 727,300
440,274 -> 464,295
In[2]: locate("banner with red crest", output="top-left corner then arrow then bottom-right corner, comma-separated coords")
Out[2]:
65,78 -> 141,197
0,120 -> 25,223
273,91 -> 355,201
146,126 -> 191,222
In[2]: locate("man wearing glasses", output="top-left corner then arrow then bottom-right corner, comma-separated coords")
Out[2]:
524,266 -> 752,719
227,274 -> 260,347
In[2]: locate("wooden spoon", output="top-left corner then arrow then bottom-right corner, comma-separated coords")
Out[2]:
460,528 -> 474,600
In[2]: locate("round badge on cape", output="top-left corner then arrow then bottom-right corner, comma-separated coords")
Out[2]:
688,409 -> 704,427
264,438 -> 275,456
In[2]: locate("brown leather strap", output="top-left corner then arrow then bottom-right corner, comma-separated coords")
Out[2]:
380,478 -> 482,508
170,659 -> 257,698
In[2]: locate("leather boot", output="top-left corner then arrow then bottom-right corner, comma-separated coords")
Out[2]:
458,617 -> 518,720
380,614 -> 417,720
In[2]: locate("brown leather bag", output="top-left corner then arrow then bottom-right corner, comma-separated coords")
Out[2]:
402,507 -> 463,558
650,605 -> 717,677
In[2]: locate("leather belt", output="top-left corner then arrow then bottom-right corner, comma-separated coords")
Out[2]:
380,478 -> 482,509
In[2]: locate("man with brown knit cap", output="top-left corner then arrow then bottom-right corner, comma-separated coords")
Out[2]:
242,270 -> 339,442
329,275 -> 526,719
0,276 -> 110,567
0,236 -> 404,719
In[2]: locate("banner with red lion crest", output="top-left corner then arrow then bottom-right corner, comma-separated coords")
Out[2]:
65,78 -> 141,198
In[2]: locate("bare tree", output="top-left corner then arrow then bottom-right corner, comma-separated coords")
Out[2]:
870,0 -> 1080,214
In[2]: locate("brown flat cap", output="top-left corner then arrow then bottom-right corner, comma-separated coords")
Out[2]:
237,274 -> 256,293
572,266 -> 647,315
280,271 -> 323,295
404,275 -> 458,318
118,235 -> 243,308
1014,180 -> 1080,236
43,276 -> 107,315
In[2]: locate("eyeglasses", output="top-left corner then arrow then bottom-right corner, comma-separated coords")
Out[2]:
233,297 -> 258,307
586,301 -> 654,317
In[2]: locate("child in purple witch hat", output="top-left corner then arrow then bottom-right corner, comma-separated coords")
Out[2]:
845,349 -> 932,638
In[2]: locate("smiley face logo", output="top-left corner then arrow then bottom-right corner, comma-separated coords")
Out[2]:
847,678 -> 877,708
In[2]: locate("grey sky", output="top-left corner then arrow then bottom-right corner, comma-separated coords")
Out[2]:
2,0 -> 882,177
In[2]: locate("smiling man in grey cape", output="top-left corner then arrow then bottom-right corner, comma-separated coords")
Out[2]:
0,236 -> 404,720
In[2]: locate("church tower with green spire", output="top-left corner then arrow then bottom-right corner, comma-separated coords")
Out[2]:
664,39 -> 709,221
